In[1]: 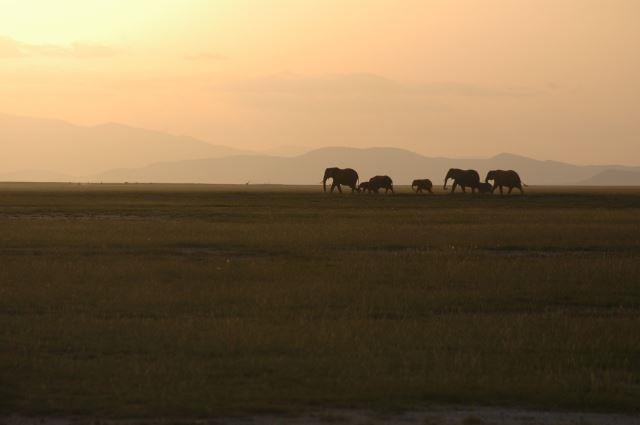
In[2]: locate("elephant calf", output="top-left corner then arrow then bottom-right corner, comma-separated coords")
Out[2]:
412,179 -> 433,194
358,182 -> 373,193
478,182 -> 493,194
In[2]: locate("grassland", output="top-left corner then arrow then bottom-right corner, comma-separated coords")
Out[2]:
0,183 -> 639,418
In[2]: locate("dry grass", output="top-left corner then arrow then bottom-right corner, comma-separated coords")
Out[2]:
0,183 -> 639,417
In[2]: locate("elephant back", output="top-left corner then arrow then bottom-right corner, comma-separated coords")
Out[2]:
457,169 -> 480,187
369,175 -> 393,189
336,168 -> 359,185
496,170 -> 522,186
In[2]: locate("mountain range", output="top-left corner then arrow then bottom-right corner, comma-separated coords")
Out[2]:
2,113 -> 639,185
95,148 -> 640,186
0,113 -> 249,177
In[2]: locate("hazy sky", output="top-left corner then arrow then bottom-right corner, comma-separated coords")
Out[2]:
1,0 -> 639,164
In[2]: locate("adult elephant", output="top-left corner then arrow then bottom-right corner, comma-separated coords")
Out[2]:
485,170 -> 524,195
369,175 -> 394,194
323,167 -> 359,193
412,179 -> 433,194
443,168 -> 480,193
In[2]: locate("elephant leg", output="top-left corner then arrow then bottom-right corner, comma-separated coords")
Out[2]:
330,183 -> 337,193
461,186 -> 467,193
499,186 -> 504,196
491,183 -> 498,194
451,182 -> 458,194
508,186 -> 513,195
337,184 -> 343,193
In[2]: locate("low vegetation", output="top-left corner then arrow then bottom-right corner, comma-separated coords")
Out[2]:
0,183 -> 639,417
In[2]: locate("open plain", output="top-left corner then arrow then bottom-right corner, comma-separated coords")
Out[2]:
0,183 -> 639,421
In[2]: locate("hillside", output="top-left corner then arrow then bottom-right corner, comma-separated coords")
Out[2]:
95,147 -> 640,185
0,113 -> 248,178
579,169 -> 640,186
3,113 -> 638,185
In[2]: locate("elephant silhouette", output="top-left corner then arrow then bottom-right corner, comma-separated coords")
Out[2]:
322,167 -> 359,193
411,179 -> 433,194
368,175 -> 394,194
443,168 -> 480,193
485,170 -> 524,195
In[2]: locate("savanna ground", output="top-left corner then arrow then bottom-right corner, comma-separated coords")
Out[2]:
0,183 -> 639,424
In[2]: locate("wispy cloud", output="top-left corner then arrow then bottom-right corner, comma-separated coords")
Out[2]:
0,36 -> 117,59
219,73 -> 540,98
184,52 -> 227,62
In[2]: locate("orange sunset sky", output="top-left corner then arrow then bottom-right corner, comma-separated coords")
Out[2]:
1,0 -> 639,164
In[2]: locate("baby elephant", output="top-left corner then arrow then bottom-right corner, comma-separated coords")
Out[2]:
358,181 -> 373,193
477,182 -> 494,194
412,179 -> 433,194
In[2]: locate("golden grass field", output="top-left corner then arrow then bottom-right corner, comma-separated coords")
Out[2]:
0,183 -> 639,418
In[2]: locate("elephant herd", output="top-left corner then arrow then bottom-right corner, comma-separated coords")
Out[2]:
322,167 -> 524,195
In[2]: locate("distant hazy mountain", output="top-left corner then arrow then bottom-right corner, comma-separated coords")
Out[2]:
95,147 -> 640,185
0,113 -> 249,179
259,145 -> 314,157
3,114 -> 638,185
0,169 -> 74,182
578,170 -> 640,186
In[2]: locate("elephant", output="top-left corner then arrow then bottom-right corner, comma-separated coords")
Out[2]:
412,179 -> 433,194
485,170 -> 524,195
358,181 -> 373,193
323,167 -> 359,193
368,175 -> 394,194
477,182 -> 494,194
443,168 -> 480,193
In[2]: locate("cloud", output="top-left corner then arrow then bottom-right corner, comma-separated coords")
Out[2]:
416,82 -> 539,97
219,73 -> 540,98
0,37 -> 27,58
0,36 -> 116,59
184,52 -> 227,61
203,73 -> 552,151
221,73 -> 402,94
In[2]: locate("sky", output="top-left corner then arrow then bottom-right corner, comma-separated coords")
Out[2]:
1,0 -> 639,164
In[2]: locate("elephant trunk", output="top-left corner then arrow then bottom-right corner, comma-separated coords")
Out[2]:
322,177 -> 328,192
485,172 -> 493,184
444,170 -> 453,189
